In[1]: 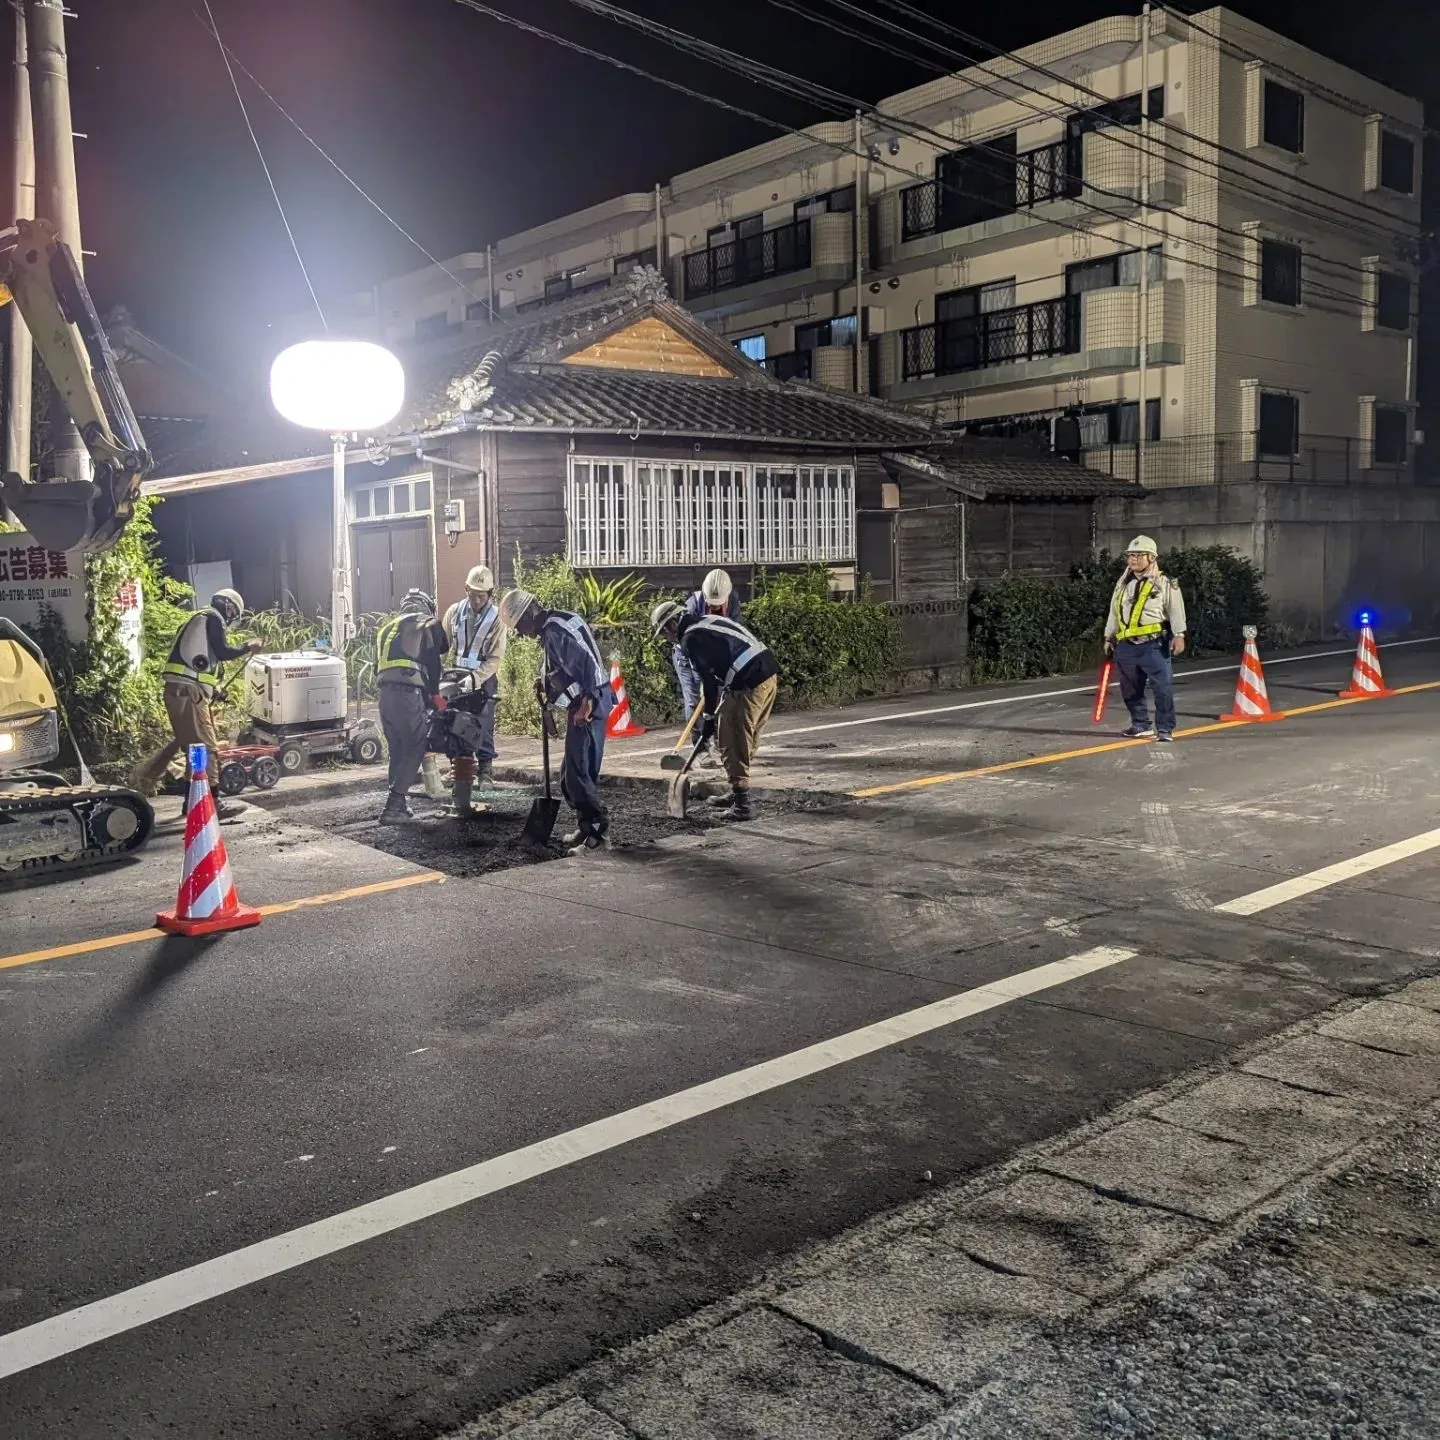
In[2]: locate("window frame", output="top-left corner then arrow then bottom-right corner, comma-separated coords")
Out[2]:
1379,130 -> 1416,194
350,475 -> 435,524
1259,238 -> 1303,307
733,333 -> 767,362
1257,391 -> 1300,458
1372,405 -> 1408,466
1261,79 -> 1305,154
1376,270 -> 1411,331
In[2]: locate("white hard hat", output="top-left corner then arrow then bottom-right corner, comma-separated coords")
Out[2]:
496,588 -> 537,630
211,587 -> 244,618
701,568 -> 733,606
1126,534 -> 1159,555
465,564 -> 495,593
650,599 -> 684,637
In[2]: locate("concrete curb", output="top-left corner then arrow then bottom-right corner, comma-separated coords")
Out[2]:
448,974 -> 1440,1440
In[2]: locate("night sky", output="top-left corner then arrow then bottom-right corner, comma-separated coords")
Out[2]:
7,0 -> 1436,398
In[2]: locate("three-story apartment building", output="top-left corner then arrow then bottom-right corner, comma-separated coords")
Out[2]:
306,7 -> 1422,489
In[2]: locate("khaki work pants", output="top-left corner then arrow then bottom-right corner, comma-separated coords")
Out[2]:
716,673 -> 778,790
133,681 -> 220,791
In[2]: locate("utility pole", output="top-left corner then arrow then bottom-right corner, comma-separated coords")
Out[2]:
852,111 -> 865,394
1136,2 -> 1151,488
5,3 -> 36,510
27,0 -> 89,487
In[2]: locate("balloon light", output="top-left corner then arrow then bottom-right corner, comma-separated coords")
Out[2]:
269,340 -> 404,433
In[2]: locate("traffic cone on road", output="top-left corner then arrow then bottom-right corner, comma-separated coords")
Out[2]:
605,660 -> 647,738
156,745 -> 262,937
1220,626 -> 1282,722
1339,620 -> 1395,699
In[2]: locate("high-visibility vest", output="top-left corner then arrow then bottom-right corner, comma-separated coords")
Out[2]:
376,613 -> 424,684
689,614 -> 770,688
162,609 -> 223,695
449,600 -> 498,671
1113,576 -> 1165,641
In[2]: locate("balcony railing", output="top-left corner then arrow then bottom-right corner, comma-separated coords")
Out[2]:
900,296 -> 1080,381
682,218 -> 812,299
899,140 -> 1076,242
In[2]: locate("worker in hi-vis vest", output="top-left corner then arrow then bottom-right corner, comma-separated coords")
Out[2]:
1104,535 -> 1187,742
131,587 -> 261,816
441,564 -> 505,785
375,588 -> 448,824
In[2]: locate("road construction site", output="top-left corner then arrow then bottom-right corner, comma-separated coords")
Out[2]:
3,637 -> 1440,1439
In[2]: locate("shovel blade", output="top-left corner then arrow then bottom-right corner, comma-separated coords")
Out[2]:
659,753 -> 686,772
666,773 -> 690,819
521,796 -> 561,846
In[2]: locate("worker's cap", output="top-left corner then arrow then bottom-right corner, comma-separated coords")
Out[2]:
496,588 -> 538,630
649,599 -> 684,637
1125,534 -> 1159,556
401,587 -> 436,615
701,568 -> 733,606
211,587 -> 244,618
464,564 -> 495,594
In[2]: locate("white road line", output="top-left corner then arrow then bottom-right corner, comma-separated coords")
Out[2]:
1215,826 -> 1440,916
0,944 -> 1136,1380
620,637 -> 1440,756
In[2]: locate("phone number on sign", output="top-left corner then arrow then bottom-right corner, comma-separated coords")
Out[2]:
0,584 -> 75,603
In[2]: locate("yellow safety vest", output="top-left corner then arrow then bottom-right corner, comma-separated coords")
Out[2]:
1113,577 -> 1165,641
162,610 -> 222,694
376,614 -> 423,683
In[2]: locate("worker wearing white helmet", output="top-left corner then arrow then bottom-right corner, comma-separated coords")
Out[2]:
441,563 -> 506,791
375,589 -> 449,824
1104,535 -> 1188,742
130,587 -> 262,816
671,568 -> 740,766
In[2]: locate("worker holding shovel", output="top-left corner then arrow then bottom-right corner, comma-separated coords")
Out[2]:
497,588 -> 614,853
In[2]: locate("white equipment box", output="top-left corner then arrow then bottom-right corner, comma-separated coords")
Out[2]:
245,651 -> 347,727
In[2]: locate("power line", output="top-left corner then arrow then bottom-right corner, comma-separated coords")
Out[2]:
196,0 -> 326,327
549,0 -> 1374,309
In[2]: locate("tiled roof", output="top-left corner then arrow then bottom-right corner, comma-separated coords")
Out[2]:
885,443 -> 1145,500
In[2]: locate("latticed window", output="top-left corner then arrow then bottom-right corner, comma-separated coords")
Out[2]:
567,458 -> 855,567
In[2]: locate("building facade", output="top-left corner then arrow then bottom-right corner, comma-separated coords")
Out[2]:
299,7 -> 1421,494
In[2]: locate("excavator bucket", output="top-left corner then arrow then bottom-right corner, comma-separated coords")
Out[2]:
0,220 -> 151,552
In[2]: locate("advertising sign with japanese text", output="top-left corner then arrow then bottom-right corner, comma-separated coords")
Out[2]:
0,532 -> 87,641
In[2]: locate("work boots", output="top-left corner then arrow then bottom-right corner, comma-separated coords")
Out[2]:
378,791 -> 415,825
476,759 -> 494,787
708,785 -> 754,820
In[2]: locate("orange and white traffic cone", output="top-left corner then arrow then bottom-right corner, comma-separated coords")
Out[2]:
1221,626 -> 1282,722
1339,619 -> 1395,699
157,744 -> 262,937
605,660 -> 647,738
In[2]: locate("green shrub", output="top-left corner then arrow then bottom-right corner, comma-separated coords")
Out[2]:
967,545 -> 1271,683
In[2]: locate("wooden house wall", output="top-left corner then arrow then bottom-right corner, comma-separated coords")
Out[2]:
965,501 -> 1093,582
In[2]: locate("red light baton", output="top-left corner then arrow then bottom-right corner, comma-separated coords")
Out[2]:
1091,659 -> 1113,724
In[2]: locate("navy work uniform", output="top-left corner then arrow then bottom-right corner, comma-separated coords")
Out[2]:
538,609 -> 614,844
1104,543 -> 1188,741
375,600 -> 447,821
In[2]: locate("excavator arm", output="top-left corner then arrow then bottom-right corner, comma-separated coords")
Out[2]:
0,217 -> 153,552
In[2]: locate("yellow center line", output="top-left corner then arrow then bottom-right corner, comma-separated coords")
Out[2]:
0,871 -> 444,972
852,679 -> 1440,799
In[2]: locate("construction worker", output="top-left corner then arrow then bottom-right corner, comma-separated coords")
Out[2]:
672,568 -> 740,767
375,588 -> 448,824
132,587 -> 261,817
650,599 -> 778,821
442,564 -> 505,791
497,587 -> 613,851
1104,535 -> 1188,742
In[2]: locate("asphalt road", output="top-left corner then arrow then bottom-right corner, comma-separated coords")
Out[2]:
3,641 -> 1439,1439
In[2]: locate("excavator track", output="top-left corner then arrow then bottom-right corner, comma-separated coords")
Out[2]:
0,783 -> 156,882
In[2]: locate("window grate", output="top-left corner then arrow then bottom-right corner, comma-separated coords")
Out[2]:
567,458 -> 854,567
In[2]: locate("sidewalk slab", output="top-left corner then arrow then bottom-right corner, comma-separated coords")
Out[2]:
937,1171 -> 1209,1300
1317,998 -> 1440,1056
598,1307 -> 941,1440
773,1235 -> 1085,1399
1393,976 -> 1440,1013
501,1398 -> 632,1440
1243,1032 -> 1440,1104
1042,1117 -> 1300,1223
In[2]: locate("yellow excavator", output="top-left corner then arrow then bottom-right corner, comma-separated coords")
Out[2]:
0,217 -> 157,878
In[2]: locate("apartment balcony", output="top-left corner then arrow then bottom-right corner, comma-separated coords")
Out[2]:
870,282 -> 1183,403
764,344 -> 865,391
673,213 -> 854,319
871,131 -> 1183,275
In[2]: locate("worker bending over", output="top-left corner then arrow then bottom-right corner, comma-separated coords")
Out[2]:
1104,534 -> 1188,742
375,588 -> 448,824
651,600 -> 778,821
442,563 -> 506,793
671,568 -> 739,766
132,587 -> 261,818
498,587 -> 613,852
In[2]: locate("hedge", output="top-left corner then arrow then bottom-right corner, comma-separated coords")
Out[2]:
967,545 -> 1270,684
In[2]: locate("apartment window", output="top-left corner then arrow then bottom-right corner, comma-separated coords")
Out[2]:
351,476 -> 432,523
1373,406 -> 1408,465
615,247 -> 657,273
1114,400 -> 1162,444
1119,246 -> 1165,286
936,133 -> 1018,231
465,299 -> 494,321
1258,392 -> 1299,457
1262,80 -> 1305,153
414,312 -> 452,340
1380,131 -> 1415,194
544,274 -> 572,301
794,187 -> 856,221
1066,247 -> 1163,294
796,314 -> 857,351
1376,271 -> 1411,330
1260,240 -> 1302,306
566,457 -> 854,567
709,215 -> 762,248
734,334 -> 767,362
